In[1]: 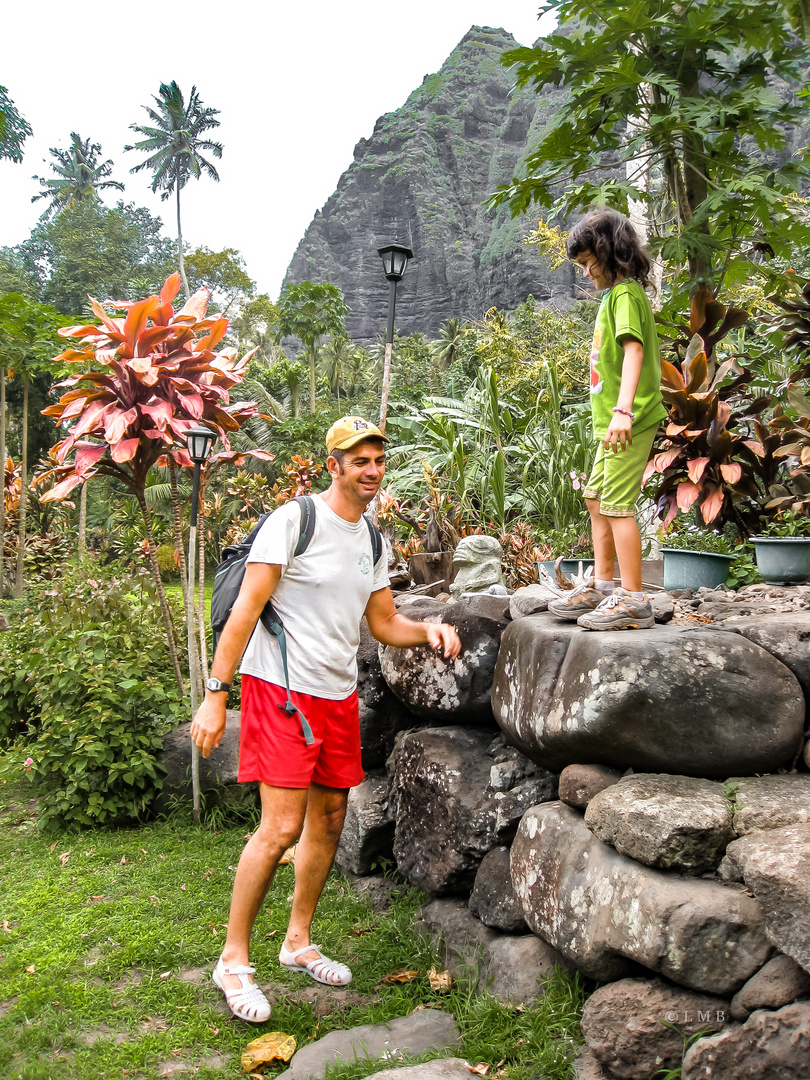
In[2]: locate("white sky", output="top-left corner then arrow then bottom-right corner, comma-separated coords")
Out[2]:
1,1 -> 554,301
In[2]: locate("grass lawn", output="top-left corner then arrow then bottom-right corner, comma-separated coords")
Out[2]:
0,749 -> 585,1080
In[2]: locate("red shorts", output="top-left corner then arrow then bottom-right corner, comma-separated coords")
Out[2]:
238,675 -> 364,789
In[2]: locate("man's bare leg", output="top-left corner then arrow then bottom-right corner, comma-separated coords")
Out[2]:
218,783 -> 308,992
282,783 -> 349,966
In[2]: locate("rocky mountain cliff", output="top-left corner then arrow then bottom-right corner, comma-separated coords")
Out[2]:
282,26 -> 575,342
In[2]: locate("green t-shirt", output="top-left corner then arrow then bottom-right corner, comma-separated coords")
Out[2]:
589,278 -> 667,438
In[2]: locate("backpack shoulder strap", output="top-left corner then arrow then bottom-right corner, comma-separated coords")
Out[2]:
292,495 -> 316,556
364,514 -> 384,566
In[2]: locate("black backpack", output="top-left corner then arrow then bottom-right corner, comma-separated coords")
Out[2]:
210,495 -> 383,744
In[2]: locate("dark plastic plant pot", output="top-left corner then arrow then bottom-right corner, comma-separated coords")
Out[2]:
661,548 -> 733,591
751,537 -> 810,585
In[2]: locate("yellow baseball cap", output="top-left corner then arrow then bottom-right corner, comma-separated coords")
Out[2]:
326,416 -> 389,455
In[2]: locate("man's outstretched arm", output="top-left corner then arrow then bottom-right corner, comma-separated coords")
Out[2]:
190,563 -> 282,758
364,587 -> 461,658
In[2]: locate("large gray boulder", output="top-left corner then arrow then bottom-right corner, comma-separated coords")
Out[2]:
584,774 -> 735,875
720,824 -> 810,973
511,802 -> 771,994
492,616 -> 805,778
728,774 -> 810,836
380,601 -> 507,725
681,1001 -> 810,1079
388,728 -> 557,894
580,977 -> 729,1080
335,772 -> 394,876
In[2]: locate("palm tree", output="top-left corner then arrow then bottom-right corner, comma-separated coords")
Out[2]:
31,132 -> 124,219
318,334 -> 355,406
431,318 -> 467,370
275,281 -> 349,413
125,82 -> 222,298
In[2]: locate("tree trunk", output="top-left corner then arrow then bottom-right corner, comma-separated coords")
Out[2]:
78,481 -> 87,559
679,54 -> 710,280
135,486 -> 185,695
176,181 -> 190,300
0,366 -> 5,600
308,342 -> 317,413
169,458 -> 189,610
198,498 -> 209,682
14,374 -> 28,599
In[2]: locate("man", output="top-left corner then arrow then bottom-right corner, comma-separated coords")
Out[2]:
190,416 -> 461,1023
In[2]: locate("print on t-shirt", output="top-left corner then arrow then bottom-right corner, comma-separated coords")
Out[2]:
590,324 -> 604,394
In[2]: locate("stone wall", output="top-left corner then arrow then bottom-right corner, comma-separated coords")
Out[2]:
340,586 -> 810,1079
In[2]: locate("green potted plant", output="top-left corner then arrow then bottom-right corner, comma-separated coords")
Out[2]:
750,512 -> 810,585
756,380 -> 810,583
658,524 -> 735,591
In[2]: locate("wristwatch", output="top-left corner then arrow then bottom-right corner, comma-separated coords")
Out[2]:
205,677 -> 231,694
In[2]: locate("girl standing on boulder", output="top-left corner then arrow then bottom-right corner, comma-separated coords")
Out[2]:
548,209 -> 667,630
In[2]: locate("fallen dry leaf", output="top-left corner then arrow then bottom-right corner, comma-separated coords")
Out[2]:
467,1064 -> 490,1076
278,845 -> 297,866
160,971 -> 171,979
2,921 -> 9,933
25,965 -> 35,974
378,969 -> 420,985
59,852 -> 71,866
49,841 -> 58,852
351,926 -> 374,936
241,1031 -> 297,1072
428,966 -> 453,993
120,857 -> 129,865
180,884 -> 186,892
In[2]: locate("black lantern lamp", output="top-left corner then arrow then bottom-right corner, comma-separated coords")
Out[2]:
377,243 -> 413,282
186,425 -> 216,466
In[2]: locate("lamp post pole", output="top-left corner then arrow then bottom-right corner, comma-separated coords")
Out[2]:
377,243 -> 413,435
185,426 -> 215,824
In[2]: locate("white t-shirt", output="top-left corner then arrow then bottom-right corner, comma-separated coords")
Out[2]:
240,494 -> 390,699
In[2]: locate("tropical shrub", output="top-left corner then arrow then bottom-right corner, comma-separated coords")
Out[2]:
39,273 -> 260,691
0,565 -> 185,831
644,288 -> 778,533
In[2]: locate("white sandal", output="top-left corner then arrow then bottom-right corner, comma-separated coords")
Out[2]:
279,942 -> 352,986
212,956 -> 271,1023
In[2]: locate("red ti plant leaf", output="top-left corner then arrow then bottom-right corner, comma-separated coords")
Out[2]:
720,462 -> 742,485
687,457 -> 710,484
110,438 -> 141,464
699,485 -> 725,524
160,273 -> 183,305
676,481 -> 700,511
74,443 -> 107,476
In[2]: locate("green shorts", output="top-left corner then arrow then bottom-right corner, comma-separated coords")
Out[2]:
583,424 -> 658,517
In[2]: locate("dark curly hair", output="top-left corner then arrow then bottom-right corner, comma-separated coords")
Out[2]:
566,209 -> 653,291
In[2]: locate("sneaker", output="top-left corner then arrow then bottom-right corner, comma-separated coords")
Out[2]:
576,588 -> 654,631
548,583 -> 607,621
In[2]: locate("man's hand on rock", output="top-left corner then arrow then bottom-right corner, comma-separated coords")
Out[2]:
425,622 -> 462,659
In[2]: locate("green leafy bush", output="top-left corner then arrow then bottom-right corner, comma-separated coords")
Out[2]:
155,543 -> 179,578
0,565 -> 185,831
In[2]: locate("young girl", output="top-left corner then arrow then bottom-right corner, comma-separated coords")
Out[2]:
549,209 -> 667,630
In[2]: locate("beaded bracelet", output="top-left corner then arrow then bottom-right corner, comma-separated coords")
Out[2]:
612,406 -> 636,420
